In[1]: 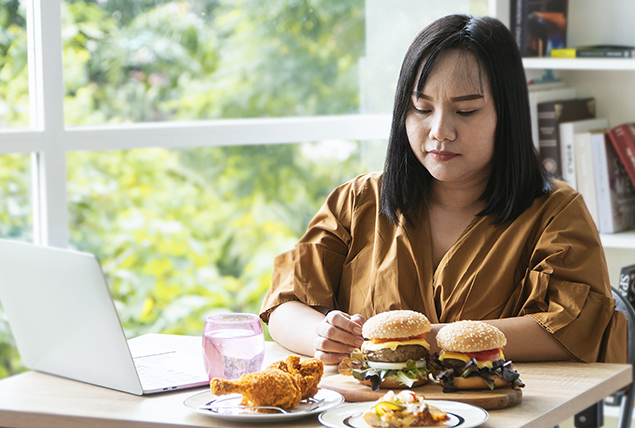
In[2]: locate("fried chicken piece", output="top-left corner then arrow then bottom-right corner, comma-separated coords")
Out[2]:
210,368 -> 303,411
266,355 -> 324,400
209,355 -> 325,413
297,357 -> 325,398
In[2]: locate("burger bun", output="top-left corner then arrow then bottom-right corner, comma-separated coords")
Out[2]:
363,310 -> 431,340
445,376 -> 511,390
436,320 -> 506,353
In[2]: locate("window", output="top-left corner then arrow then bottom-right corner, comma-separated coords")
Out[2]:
67,141 -> 372,335
0,0 -> 487,379
63,0 -> 366,124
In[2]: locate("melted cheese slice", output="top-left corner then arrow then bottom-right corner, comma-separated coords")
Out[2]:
361,338 -> 430,352
438,349 -> 505,369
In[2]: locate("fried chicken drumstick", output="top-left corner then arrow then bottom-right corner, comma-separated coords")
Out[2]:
210,367 -> 303,410
267,355 -> 324,399
209,355 -> 324,412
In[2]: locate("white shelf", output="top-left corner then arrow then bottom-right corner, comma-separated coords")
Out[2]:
523,57 -> 635,71
601,231 -> 635,250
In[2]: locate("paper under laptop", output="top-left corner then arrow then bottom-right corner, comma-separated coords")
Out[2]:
0,239 -> 209,395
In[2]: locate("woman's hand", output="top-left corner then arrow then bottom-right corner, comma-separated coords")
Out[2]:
314,310 -> 365,365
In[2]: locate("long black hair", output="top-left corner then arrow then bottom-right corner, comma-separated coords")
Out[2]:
381,14 -> 550,226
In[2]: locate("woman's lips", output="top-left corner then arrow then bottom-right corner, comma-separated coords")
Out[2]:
428,150 -> 458,161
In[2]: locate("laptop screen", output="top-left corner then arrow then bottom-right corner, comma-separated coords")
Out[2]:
0,239 -> 144,394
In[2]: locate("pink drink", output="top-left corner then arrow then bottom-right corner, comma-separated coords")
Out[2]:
202,314 -> 265,380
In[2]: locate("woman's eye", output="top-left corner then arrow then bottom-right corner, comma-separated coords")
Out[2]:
413,106 -> 431,114
458,110 -> 477,117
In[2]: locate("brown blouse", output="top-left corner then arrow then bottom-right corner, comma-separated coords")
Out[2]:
260,172 -> 627,363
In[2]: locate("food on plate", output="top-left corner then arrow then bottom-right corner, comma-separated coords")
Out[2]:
362,390 -> 450,427
210,355 -> 324,412
338,310 -> 432,391
431,320 -> 524,392
267,354 -> 324,399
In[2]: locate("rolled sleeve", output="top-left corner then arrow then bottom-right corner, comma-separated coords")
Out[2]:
260,175 -> 370,323
518,189 -> 623,362
523,273 -> 615,361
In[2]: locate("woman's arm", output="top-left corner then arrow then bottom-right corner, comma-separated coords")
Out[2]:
426,316 -> 573,361
268,300 -> 365,365
271,301 -> 571,364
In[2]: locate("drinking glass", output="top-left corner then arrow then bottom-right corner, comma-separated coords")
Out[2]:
202,313 -> 265,380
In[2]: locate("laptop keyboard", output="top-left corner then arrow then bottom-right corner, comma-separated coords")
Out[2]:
134,353 -> 208,391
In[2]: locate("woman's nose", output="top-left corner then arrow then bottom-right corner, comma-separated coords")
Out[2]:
429,111 -> 456,142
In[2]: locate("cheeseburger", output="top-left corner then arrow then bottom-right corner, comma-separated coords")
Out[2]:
432,320 -> 524,392
339,310 -> 432,391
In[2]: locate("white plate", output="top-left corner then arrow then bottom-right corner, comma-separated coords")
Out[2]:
318,400 -> 489,428
183,388 -> 345,422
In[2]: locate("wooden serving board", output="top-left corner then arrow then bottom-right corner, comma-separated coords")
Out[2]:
319,374 -> 522,410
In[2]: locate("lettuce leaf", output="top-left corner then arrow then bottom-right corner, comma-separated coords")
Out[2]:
338,349 -> 430,392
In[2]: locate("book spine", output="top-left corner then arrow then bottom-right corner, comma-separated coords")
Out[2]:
537,102 -> 561,177
605,136 -> 635,233
510,0 -> 528,56
574,132 -> 599,227
592,133 -> 613,233
551,48 -> 576,58
606,124 -> 635,188
618,265 -> 635,307
559,124 -> 576,188
577,49 -> 633,58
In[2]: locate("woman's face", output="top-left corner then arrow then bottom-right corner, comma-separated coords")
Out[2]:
405,49 -> 497,188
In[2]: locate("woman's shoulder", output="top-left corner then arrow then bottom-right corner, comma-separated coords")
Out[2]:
543,178 -> 579,201
528,178 -> 585,216
335,171 -> 383,198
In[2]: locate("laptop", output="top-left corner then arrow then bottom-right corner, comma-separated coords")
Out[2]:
0,239 -> 209,395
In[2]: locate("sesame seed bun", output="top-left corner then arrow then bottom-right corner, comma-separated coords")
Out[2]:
436,320 -> 506,352
362,310 -> 431,340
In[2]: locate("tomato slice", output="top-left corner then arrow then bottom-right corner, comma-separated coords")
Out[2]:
465,348 -> 502,361
371,333 -> 428,344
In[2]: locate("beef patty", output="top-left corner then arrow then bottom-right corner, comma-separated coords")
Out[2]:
365,344 -> 428,362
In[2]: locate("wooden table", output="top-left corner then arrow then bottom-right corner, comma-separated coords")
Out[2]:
0,334 -> 630,428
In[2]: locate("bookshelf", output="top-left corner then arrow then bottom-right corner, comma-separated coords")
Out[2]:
601,231 -> 635,249
489,0 -> 635,287
523,58 -> 635,71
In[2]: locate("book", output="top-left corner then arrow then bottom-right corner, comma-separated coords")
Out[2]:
591,132 -> 635,234
574,129 -> 607,228
551,45 -> 635,58
537,97 -> 595,177
618,263 -> 635,307
606,123 -> 635,189
528,86 -> 577,152
527,80 -> 566,91
558,118 -> 609,189
511,0 -> 568,57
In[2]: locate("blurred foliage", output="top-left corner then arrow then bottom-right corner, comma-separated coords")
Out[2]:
0,0 -> 367,379
0,154 -> 31,240
62,0 -> 365,124
0,153 -> 31,379
67,142 -> 363,339
0,0 -> 29,127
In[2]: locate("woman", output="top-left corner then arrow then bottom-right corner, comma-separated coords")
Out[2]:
259,14 -> 627,365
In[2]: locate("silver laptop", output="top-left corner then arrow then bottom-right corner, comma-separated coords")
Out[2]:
0,239 -> 209,395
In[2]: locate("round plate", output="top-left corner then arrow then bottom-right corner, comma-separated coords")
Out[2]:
318,399 -> 489,428
183,388 -> 345,423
